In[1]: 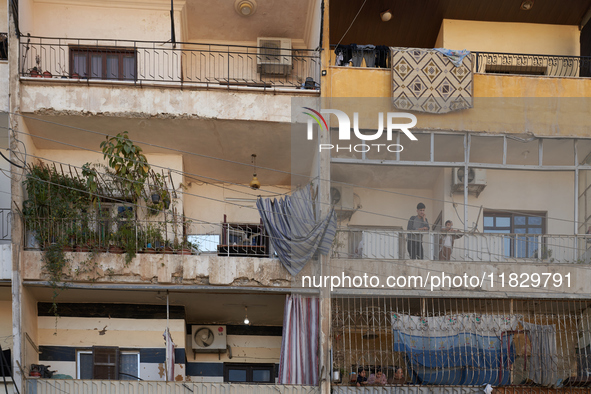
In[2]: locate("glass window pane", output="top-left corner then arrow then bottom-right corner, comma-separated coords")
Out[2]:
79,353 -> 93,379
496,217 -> 511,227
503,237 -> 511,257
528,227 -> 542,234
188,235 -> 219,253
123,56 -> 135,80
515,228 -> 526,233
514,216 -> 526,225
483,217 -> 494,227
253,369 -> 271,382
73,54 -> 87,77
91,55 -> 103,78
528,216 -> 543,225
107,55 -> 119,79
515,236 -> 527,258
120,353 -> 139,380
228,369 -> 247,382
484,229 -> 511,233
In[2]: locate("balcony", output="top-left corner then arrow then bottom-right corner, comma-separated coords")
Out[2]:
332,297 -> 591,391
333,229 -> 590,263
21,218 -> 289,286
19,36 -> 321,91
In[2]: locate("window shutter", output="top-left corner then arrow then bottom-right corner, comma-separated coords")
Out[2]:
93,346 -> 119,380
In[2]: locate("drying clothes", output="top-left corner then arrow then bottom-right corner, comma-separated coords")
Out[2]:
433,48 -> 471,67
523,322 -> 558,386
334,44 -> 352,66
375,46 -> 390,68
357,44 -> 376,67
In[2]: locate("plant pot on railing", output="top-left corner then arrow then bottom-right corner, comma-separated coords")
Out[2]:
43,71 -> 52,78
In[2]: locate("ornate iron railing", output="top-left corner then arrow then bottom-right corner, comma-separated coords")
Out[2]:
473,51 -> 591,78
19,36 -> 321,89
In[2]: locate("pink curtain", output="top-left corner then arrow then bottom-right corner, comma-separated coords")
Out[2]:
278,295 -> 319,385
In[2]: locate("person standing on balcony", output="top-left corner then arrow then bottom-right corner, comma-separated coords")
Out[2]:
439,220 -> 463,260
407,203 -> 429,259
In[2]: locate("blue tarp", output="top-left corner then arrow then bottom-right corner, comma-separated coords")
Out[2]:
393,330 -> 514,385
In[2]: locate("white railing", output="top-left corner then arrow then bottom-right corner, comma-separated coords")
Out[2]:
333,229 -> 591,263
333,386 -> 484,394
28,379 -> 319,394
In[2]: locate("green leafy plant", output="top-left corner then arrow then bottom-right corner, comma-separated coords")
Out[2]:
100,131 -> 150,203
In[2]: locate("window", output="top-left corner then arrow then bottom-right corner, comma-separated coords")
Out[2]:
188,234 -> 219,253
70,47 -> 136,80
483,211 -> 545,258
0,33 -> 7,61
223,363 -> 275,383
77,347 -> 139,380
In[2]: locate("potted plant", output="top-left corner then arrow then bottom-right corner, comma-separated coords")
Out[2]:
43,70 -> 52,78
29,55 -> 42,77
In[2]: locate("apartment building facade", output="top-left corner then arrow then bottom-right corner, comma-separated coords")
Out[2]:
4,0 -> 591,394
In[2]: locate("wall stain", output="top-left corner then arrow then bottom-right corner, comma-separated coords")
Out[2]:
158,363 -> 165,378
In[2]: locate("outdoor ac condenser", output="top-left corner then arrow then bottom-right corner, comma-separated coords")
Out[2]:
451,168 -> 487,197
257,37 -> 292,75
191,325 -> 227,352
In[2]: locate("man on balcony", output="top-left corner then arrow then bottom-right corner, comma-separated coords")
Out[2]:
407,203 -> 429,259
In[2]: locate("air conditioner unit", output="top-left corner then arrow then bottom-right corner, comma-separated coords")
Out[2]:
257,37 -> 292,76
330,185 -> 355,211
191,325 -> 227,352
451,168 -> 487,197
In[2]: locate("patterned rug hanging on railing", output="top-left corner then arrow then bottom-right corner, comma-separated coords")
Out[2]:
390,47 -> 473,114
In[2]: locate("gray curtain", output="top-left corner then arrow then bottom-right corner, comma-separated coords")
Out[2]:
523,322 -> 558,386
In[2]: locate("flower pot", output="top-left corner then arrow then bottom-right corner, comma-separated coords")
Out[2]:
43,71 -> 52,78
30,70 -> 40,78
109,246 -> 125,254
151,193 -> 160,203
163,247 -> 174,254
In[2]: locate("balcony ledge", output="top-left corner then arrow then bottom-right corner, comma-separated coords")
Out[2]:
21,250 -> 292,287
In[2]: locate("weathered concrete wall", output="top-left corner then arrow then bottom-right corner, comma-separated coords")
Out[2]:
324,258 -> 589,298
19,82 -> 306,123
439,19 -> 579,56
38,316 -> 185,381
21,251 -> 292,287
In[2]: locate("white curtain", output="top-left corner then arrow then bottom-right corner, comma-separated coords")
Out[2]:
278,294 -> 319,385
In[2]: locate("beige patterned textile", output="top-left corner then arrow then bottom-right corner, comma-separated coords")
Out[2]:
391,47 -> 473,114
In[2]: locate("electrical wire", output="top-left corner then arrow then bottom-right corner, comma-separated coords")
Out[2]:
1,123 -> 585,228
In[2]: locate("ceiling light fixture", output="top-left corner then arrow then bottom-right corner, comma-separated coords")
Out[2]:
520,0 -> 534,11
250,154 -> 261,189
244,306 -> 250,325
380,9 -> 392,22
235,0 -> 257,17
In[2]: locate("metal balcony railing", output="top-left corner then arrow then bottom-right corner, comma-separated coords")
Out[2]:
473,51 -> 591,77
332,297 -> 591,388
19,36 -> 321,89
23,218 -> 270,257
333,229 -> 591,263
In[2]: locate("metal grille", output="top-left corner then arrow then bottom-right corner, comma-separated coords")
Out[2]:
332,298 -> 591,387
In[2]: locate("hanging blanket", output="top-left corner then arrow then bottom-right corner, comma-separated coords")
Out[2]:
257,186 -> 337,276
391,313 -> 520,385
391,47 -> 473,114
